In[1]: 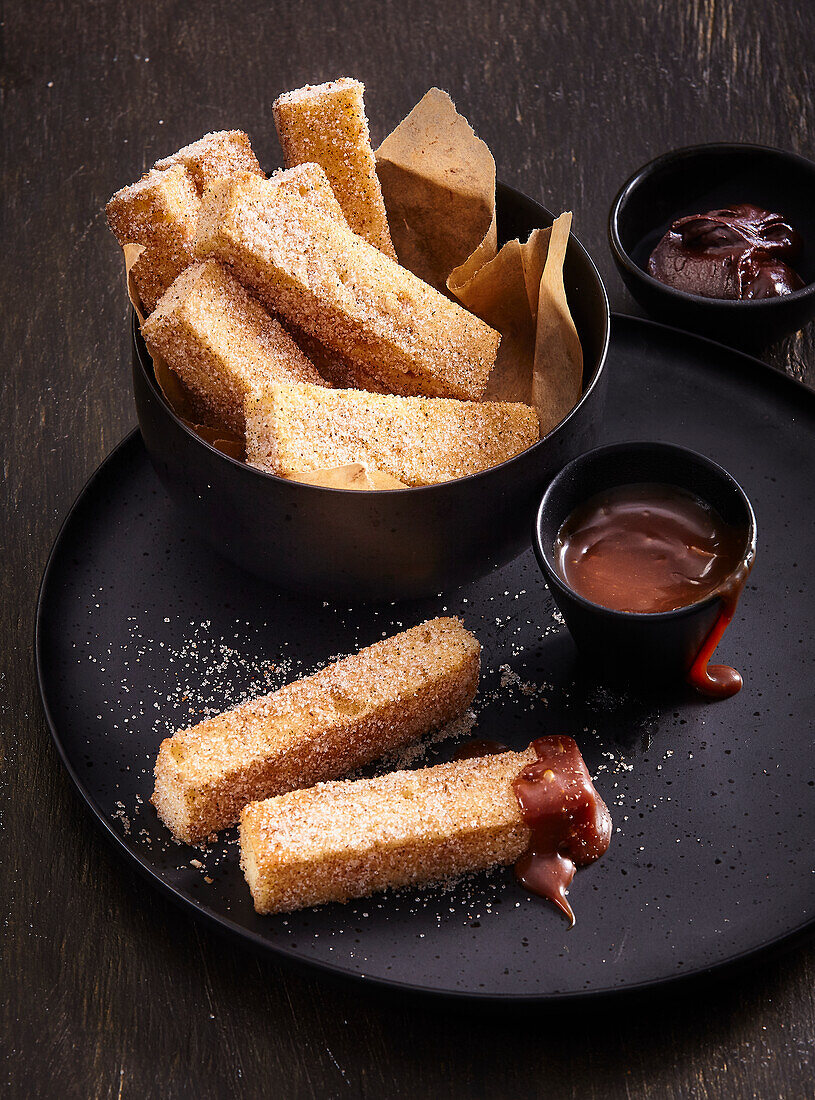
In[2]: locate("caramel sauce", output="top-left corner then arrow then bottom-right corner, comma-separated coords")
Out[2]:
555,483 -> 746,614
555,483 -> 753,698
512,736 -> 612,925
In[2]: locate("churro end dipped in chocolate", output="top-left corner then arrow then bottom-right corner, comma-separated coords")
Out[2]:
240,735 -> 611,917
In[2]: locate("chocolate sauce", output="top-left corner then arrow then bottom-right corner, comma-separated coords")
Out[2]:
686,552 -> 753,699
555,483 -> 746,614
513,736 -> 612,925
648,203 -> 804,300
555,483 -> 753,698
452,739 -> 510,760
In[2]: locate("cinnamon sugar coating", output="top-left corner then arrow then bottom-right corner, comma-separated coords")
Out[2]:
154,130 -> 264,192
195,172 -> 501,400
263,162 -> 349,225
153,618 -> 480,844
240,748 -> 536,914
106,164 -> 201,251
107,132 -> 266,313
245,383 -> 539,485
142,261 -> 324,433
273,78 -> 396,257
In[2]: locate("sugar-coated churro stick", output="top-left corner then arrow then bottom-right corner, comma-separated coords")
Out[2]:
154,130 -> 264,192
245,383 -> 539,485
195,172 -> 501,400
142,262 -> 325,433
130,244 -> 191,316
108,165 -> 202,315
107,164 -> 201,251
263,161 -> 349,225
108,132 -> 266,314
240,748 -> 537,914
153,618 -> 480,844
273,78 -> 396,258
107,132 -> 264,250
130,164 -> 346,318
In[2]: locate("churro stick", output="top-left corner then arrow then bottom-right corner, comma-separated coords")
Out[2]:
108,132 -> 265,313
273,78 -> 396,257
107,164 -> 201,251
108,166 -> 202,314
196,172 -> 501,400
107,132 -> 264,249
154,129 -> 264,192
128,165 -> 345,317
264,161 -> 349,224
130,244 -> 193,315
245,383 -> 539,485
240,748 -> 536,914
153,618 -> 480,844
142,262 -> 325,433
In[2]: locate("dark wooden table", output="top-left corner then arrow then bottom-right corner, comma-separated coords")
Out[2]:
3,2 -> 814,1096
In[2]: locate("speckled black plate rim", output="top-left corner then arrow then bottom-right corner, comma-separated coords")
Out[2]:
34,314 -> 815,1006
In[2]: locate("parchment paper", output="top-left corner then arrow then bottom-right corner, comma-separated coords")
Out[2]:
282,464 -> 408,490
452,214 -> 583,432
376,88 -> 497,296
376,89 -> 583,436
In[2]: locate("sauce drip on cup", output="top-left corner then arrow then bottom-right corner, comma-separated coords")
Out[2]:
554,482 -> 754,699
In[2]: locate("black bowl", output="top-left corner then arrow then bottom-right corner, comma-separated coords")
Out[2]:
609,143 -> 815,349
133,183 -> 610,602
533,442 -> 757,683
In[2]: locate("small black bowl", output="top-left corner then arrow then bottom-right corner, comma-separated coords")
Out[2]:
133,183 -> 610,603
609,143 -> 815,348
533,442 -> 757,683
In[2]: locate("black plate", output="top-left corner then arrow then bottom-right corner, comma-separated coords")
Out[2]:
36,316 -> 815,1003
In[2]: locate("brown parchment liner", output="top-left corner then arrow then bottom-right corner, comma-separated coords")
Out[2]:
281,464 -> 409,491
376,88 -> 582,435
122,87 -> 581,488
376,88 -> 497,296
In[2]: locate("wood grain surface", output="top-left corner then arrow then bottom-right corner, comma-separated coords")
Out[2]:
2,1 -> 814,1097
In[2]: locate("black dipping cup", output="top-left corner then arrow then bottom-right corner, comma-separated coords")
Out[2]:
609,143 -> 815,349
533,442 -> 757,683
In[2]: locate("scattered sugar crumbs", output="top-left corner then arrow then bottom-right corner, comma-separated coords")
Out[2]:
92,592 -> 649,934
90,614 -> 302,869
380,708 -> 477,771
